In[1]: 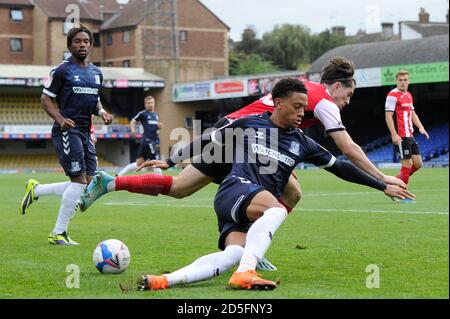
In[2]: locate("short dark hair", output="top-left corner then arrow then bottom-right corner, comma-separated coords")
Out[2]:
67,24 -> 93,49
272,78 -> 307,100
320,56 -> 356,87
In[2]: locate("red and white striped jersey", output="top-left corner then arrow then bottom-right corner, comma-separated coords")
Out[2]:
385,88 -> 415,137
226,81 -> 345,133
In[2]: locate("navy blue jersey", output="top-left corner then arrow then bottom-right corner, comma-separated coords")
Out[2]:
212,112 -> 335,198
43,57 -> 103,131
133,111 -> 159,141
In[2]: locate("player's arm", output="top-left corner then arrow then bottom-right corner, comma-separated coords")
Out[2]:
304,136 -> 414,200
325,159 -> 415,200
41,67 -> 75,129
385,95 -> 401,144
130,118 -> 138,137
40,93 -> 75,130
137,118 -> 243,171
385,111 -> 401,145
94,100 -> 113,125
412,111 -> 429,139
328,130 -> 405,188
157,122 -> 163,129
313,99 -> 402,186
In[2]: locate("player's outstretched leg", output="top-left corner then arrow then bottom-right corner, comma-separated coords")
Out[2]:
79,171 -> 114,212
20,179 -> 40,215
48,231 -> 79,245
256,257 -> 277,271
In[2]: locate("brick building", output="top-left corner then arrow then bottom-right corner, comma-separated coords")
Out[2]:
0,0 -> 229,77
0,0 -> 230,158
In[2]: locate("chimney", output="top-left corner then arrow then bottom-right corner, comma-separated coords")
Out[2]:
381,22 -> 394,37
419,8 -> 430,24
331,26 -> 346,37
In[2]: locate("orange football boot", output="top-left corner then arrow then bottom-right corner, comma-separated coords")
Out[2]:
137,275 -> 169,291
228,270 -> 277,290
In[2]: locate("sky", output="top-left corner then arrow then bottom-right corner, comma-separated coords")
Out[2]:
199,0 -> 449,41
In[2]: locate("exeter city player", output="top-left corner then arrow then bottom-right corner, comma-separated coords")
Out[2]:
385,69 -> 429,200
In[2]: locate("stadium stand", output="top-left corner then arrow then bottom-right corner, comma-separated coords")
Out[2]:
364,123 -> 449,163
0,93 -> 129,125
0,154 -> 115,170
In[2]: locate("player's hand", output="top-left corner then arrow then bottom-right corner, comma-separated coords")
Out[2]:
130,131 -> 137,138
58,118 -> 76,130
384,184 -> 416,200
101,112 -> 114,125
382,175 -> 407,188
419,128 -> 430,139
391,134 -> 402,145
136,160 -> 169,171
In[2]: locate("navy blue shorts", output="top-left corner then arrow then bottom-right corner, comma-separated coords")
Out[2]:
52,127 -> 97,177
137,139 -> 158,160
214,175 -> 266,250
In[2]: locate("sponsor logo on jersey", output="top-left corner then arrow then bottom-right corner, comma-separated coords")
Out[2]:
74,75 -> 80,82
251,143 -> 295,167
72,87 -> 99,95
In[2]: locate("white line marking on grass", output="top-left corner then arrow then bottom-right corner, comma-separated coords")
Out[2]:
103,201 -> 449,215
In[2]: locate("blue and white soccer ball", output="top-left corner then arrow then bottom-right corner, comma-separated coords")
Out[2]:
93,239 -> 131,274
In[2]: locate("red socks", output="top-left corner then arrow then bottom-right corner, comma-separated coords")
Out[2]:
410,166 -> 419,176
115,174 -> 173,196
278,198 -> 293,214
396,166 -> 411,185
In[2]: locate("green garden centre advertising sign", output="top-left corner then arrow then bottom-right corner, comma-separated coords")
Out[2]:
382,62 -> 449,85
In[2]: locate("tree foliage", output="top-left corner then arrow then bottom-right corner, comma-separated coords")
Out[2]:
229,24 -> 353,74
261,24 -> 311,70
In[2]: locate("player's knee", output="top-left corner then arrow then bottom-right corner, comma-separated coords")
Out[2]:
224,245 -> 244,264
290,186 -> 302,206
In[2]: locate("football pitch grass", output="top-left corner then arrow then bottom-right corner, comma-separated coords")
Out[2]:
0,168 -> 448,299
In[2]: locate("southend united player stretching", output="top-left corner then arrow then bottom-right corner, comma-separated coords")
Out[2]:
80,57 -> 410,270
117,95 -> 163,176
385,70 -> 429,202
133,79 -> 414,290
20,26 -> 113,245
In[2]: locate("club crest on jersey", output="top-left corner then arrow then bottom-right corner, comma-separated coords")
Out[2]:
289,141 -> 300,155
74,75 -> 80,82
71,161 -> 81,172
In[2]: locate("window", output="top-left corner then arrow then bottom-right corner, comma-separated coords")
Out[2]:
10,9 -> 23,21
10,38 -> 23,52
93,62 -> 101,67
123,31 -> 130,44
63,51 -> 71,60
107,34 -> 113,46
180,30 -> 188,42
93,33 -> 101,47
63,22 -> 74,35
106,62 -> 113,67
123,60 -> 131,67
184,117 -> 193,129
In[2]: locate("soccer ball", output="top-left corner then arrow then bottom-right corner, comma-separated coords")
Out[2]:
93,239 -> 131,274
